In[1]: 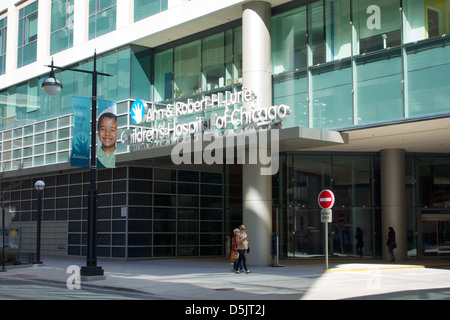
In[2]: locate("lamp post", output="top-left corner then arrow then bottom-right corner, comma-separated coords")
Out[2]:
34,180 -> 45,265
42,51 -> 111,278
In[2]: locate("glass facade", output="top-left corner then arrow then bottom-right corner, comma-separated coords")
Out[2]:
272,0 -> 450,130
4,0 -> 446,144
50,0 -> 74,55
134,0 -> 168,22
17,1 -> 38,68
275,153 -> 450,259
0,47 -> 132,129
0,47 -> 136,170
89,0 -> 116,40
2,0 -> 449,134
276,153 -> 379,258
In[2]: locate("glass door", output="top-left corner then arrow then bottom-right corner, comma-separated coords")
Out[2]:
422,216 -> 450,256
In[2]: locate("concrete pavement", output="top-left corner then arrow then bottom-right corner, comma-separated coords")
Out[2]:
1,256 -> 450,300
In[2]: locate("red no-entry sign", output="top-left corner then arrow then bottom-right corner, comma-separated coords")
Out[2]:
318,189 -> 335,270
318,189 -> 335,210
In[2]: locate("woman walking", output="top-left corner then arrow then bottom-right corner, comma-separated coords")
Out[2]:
235,225 -> 251,274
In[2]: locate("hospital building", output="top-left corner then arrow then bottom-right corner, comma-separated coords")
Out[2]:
0,0 -> 449,265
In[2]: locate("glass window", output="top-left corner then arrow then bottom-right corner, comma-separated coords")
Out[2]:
174,40 -> 201,97
89,0 -> 116,40
154,49 -> 173,102
272,6 -> 307,73
325,0 -> 351,62
134,0 -> 168,22
224,29 -> 233,87
352,0 -> 401,55
273,71 -> 308,129
18,2 -> 38,68
355,49 -> 403,125
404,0 -> 450,43
291,154 -> 332,208
0,17 -> 6,75
153,27 -> 241,102
203,33 -> 225,91
50,0 -> 74,55
332,155 -> 373,207
233,27 -> 243,84
131,46 -> 151,101
308,1 -> 326,65
405,39 -> 450,117
310,61 -> 353,129
415,157 -> 450,207
117,48 -> 131,101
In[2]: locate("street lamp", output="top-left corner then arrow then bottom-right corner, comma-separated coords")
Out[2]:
34,180 -> 45,265
41,59 -> 63,96
42,51 -> 111,278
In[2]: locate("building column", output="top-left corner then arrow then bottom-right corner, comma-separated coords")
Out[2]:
380,149 -> 407,261
5,4 -> 18,73
241,1 -> 272,266
73,0 -> 89,46
117,0 -> 133,29
37,0 -> 51,61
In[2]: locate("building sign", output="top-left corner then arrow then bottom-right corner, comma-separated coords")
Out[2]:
121,89 -> 290,146
122,89 -> 291,175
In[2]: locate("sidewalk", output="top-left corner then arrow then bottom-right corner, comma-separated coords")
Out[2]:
1,256 -> 450,300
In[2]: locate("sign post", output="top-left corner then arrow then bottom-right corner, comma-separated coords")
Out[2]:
318,189 -> 335,270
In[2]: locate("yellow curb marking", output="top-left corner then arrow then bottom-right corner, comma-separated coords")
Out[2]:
320,265 -> 426,273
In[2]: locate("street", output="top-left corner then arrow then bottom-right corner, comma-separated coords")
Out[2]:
0,277 -> 155,300
1,258 -> 450,302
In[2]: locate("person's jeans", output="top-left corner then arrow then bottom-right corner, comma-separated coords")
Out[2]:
236,249 -> 248,271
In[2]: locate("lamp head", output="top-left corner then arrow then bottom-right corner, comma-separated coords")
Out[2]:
35,180 -> 45,191
42,59 -> 63,96
42,70 -> 63,96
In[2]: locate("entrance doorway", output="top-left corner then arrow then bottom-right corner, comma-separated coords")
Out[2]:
288,207 -> 377,258
420,210 -> 450,256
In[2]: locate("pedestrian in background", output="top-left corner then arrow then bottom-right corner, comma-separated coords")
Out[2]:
386,227 -> 397,262
355,227 -> 364,257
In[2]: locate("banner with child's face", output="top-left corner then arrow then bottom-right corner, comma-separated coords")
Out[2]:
70,96 -> 117,168
96,99 -> 117,168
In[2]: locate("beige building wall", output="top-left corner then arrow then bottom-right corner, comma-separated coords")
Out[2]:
9,221 -> 68,258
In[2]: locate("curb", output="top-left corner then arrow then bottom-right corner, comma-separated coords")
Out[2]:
321,265 -> 426,273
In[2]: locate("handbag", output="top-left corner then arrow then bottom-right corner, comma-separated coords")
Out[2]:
230,241 -> 239,261
231,250 -> 239,261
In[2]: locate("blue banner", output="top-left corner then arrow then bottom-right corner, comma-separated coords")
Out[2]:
70,96 -> 91,168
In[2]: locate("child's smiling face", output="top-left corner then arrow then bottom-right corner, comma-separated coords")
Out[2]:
98,116 -> 117,153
